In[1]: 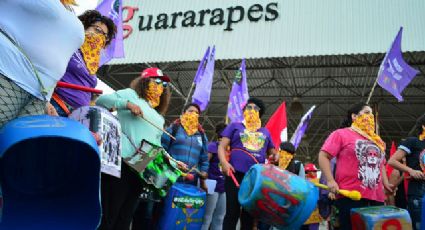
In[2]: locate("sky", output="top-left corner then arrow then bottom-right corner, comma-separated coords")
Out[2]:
74,0 -> 115,94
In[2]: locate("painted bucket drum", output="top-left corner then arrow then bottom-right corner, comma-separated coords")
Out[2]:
69,106 -> 122,178
351,206 -> 412,230
158,183 -> 206,230
238,164 -> 319,229
0,115 -> 101,229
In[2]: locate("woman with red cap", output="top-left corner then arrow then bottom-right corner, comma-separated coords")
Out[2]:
95,67 -> 171,230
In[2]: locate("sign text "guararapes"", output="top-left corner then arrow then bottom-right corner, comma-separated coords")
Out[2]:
138,2 -> 279,32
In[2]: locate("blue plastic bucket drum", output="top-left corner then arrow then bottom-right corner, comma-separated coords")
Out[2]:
158,183 -> 207,230
0,115 -> 101,229
238,164 -> 319,229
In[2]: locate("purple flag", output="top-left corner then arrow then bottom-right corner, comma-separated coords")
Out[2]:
194,47 -> 210,84
377,27 -> 419,102
192,46 -> 215,111
227,59 -> 249,123
96,0 -> 125,65
290,105 -> 316,149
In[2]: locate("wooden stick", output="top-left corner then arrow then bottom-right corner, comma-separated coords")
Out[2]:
366,75 -> 379,104
139,116 -> 176,141
182,82 -> 195,113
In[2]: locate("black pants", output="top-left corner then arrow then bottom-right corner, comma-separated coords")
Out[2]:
132,200 -> 156,229
98,163 -> 143,230
223,171 -> 254,230
335,198 -> 383,230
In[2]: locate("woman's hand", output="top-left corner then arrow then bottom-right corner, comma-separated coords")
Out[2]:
327,180 -> 339,194
221,161 -> 235,176
45,102 -> 58,116
126,102 -> 143,117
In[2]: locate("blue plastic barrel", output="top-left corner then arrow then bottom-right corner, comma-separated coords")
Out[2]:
0,115 -> 100,230
158,183 -> 206,230
238,164 -> 319,230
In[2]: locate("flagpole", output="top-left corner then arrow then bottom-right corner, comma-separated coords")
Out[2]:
182,82 -> 196,113
366,75 -> 379,104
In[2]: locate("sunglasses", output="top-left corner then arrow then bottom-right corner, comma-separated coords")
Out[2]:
91,25 -> 109,42
154,78 -> 168,88
246,104 -> 260,111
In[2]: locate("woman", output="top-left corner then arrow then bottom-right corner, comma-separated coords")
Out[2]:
95,67 -> 171,230
52,10 -> 116,116
201,123 -> 227,230
161,103 -> 209,184
218,97 -> 277,230
318,103 -> 393,230
0,0 -> 84,127
132,103 -> 209,229
388,114 -> 425,230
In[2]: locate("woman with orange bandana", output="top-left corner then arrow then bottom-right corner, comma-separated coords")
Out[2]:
388,114 -> 425,230
318,103 -> 393,230
51,10 -> 116,116
95,67 -> 171,230
218,97 -> 278,230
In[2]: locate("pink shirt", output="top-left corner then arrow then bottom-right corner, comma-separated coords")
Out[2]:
321,128 -> 386,202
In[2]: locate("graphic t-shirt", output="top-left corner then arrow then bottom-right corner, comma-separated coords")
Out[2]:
207,141 -> 225,193
398,137 -> 425,196
221,122 -> 274,173
321,128 -> 386,202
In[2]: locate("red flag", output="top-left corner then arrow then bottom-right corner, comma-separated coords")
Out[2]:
265,102 -> 287,148
386,141 -> 397,177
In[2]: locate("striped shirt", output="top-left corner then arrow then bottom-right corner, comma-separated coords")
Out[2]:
161,124 -> 209,173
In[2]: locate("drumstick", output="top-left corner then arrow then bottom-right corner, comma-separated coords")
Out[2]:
313,182 -> 361,201
56,81 -> 103,94
229,170 -> 240,188
139,116 -> 176,141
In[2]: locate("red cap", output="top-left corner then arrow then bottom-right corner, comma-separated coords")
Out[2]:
305,163 -> 318,172
140,67 -> 171,82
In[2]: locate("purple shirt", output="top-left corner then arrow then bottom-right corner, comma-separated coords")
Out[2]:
55,51 -> 97,109
207,141 -> 225,193
221,122 -> 274,173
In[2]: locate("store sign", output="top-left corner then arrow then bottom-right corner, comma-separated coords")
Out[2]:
122,2 -> 279,38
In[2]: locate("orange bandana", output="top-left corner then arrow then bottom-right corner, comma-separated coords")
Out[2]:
81,32 -> 106,75
420,130 -> 425,141
278,150 -> 294,170
181,112 -> 199,136
243,110 -> 261,132
351,113 -> 386,152
146,81 -> 163,108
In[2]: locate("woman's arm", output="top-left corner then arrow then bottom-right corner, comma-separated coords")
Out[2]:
218,137 -> 234,176
389,149 -> 425,180
318,150 -> 339,193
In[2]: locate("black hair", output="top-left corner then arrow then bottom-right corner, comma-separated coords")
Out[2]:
280,141 -> 296,154
78,10 -> 117,46
340,103 -> 370,128
244,97 -> 266,117
215,123 -> 227,138
415,114 -> 425,136
183,103 -> 201,114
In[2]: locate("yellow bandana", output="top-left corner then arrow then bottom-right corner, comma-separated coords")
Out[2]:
181,112 -> 199,136
351,113 -> 386,152
146,81 -> 163,108
278,150 -> 294,170
81,32 -> 106,75
243,110 -> 261,132
419,129 -> 425,141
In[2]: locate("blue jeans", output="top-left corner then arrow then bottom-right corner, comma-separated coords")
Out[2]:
408,196 -> 422,230
201,192 -> 226,230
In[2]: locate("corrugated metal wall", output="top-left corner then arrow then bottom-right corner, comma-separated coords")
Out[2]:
113,0 -> 425,64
